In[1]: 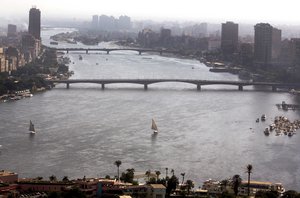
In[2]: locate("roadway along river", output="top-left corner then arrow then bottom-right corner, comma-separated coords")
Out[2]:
0,28 -> 300,190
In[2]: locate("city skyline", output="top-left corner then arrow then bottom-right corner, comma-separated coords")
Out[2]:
1,0 -> 300,24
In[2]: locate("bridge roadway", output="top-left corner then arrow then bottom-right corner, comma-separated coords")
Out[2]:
49,47 -> 179,55
48,79 -> 300,91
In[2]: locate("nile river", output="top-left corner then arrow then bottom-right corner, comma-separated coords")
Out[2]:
0,28 -> 300,190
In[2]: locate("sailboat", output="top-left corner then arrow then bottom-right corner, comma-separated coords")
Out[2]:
29,120 -> 36,134
151,119 -> 158,134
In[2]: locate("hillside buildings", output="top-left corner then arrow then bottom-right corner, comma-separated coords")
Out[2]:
0,7 -> 42,74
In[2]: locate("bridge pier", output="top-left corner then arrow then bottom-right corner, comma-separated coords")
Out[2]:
272,86 -> 277,92
102,84 -> 105,89
238,85 -> 243,91
86,50 -> 88,54
139,51 -> 142,55
144,84 -> 148,90
197,84 -> 201,91
160,51 -> 162,55
66,83 -> 70,89
106,51 -> 109,54
66,50 -> 69,54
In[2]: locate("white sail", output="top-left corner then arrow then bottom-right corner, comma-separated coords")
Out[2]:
151,119 -> 158,133
29,120 -> 35,133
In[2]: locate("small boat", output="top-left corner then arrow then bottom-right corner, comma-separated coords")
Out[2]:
50,41 -> 58,45
29,120 -> 36,134
264,127 -> 270,135
151,119 -> 158,134
256,118 -> 259,123
261,114 -> 266,121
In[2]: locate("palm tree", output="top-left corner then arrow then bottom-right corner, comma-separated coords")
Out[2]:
114,160 -> 122,182
145,170 -> 151,181
155,170 -> 161,182
171,169 -> 175,176
165,167 -> 168,178
180,173 -> 185,184
246,164 -> 253,196
232,174 -> 242,197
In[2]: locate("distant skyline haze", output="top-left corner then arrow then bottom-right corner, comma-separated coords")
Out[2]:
1,0 -> 300,24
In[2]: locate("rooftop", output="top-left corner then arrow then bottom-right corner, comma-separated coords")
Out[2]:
0,170 -> 17,177
150,184 -> 166,189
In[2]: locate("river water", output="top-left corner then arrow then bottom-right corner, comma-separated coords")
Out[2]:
0,28 -> 300,190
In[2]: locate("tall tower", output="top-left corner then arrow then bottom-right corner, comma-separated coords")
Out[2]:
92,15 -> 99,30
221,21 -> 239,55
28,7 -> 41,40
254,23 -> 273,66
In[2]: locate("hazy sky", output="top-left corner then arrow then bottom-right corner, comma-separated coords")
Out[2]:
2,0 -> 300,24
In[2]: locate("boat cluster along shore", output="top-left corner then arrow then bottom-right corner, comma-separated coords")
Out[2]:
262,115 -> 300,137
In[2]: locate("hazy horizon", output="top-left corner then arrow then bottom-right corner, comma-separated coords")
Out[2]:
1,0 -> 300,26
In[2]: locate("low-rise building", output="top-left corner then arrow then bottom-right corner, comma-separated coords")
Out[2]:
238,181 -> 285,196
0,170 -> 18,184
147,184 -> 165,198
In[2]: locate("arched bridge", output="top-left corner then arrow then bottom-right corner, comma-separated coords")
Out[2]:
49,47 -> 179,55
48,79 -> 300,91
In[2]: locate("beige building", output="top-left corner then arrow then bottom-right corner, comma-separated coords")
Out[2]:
147,184 -> 166,198
0,170 -> 18,184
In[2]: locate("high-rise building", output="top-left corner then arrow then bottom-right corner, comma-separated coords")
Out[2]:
7,24 -> 17,37
254,23 -> 273,66
221,21 -> 239,55
28,7 -> 41,40
92,15 -> 99,30
272,28 -> 282,60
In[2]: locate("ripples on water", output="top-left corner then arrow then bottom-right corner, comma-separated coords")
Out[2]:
0,28 -> 299,190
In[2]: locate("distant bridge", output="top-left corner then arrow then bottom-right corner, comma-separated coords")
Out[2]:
49,47 -> 179,55
48,79 -> 300,91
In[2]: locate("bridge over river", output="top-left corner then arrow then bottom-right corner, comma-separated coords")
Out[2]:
49,47 -> 179,55
48,79 -> 300,91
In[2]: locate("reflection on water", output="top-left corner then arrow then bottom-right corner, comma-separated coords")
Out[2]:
0,28 -> 299,190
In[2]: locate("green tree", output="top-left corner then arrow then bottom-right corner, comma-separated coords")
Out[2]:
114,160 -> 122,182
221,191 -> 235,198
282,190 -> 299,198
62,176 -> 69,182
166,175 -> 179,197
155,170 -> 161,181
221,179 -> 229,192
49,175 -> 57,182
48,191 -> 61,198
61,187 -> 86,198
246,164 -> 253,196
255,190 -> 279,198
186,180 -> 194,194
145,170 -> 151,182
166,167 -> 169,179
171,169 -> 175,176
120,168 -> 135,183
232,174 -> 242,197
181,172 -> 185,184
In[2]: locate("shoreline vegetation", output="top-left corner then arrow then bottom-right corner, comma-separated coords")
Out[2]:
0,48 -> 73,103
